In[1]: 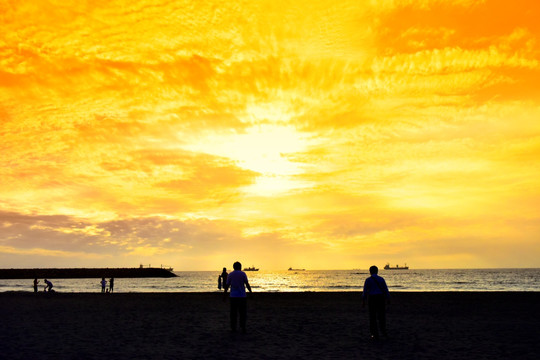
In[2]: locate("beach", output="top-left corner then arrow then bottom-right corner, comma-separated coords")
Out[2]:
1,292 -> 538,359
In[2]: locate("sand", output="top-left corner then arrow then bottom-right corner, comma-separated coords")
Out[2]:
1,292 -> 538,359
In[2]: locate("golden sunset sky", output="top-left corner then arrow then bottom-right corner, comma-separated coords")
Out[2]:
1,0 -> 539,270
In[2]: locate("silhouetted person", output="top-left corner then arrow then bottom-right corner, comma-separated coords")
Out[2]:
44,279 -> 53,292
362,265 -> 390,339
224,261 -> 252,333
101,278 -> 107,293
218,267 -> 228,290
33,278 -> 39,293
109,278 -> 114,293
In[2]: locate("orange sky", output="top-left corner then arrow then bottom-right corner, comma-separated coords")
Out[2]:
1,0 -> 539,270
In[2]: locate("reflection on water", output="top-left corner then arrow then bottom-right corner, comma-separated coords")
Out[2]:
0,269 -> 538,293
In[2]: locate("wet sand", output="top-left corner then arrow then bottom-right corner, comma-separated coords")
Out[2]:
1,292 -> 538,359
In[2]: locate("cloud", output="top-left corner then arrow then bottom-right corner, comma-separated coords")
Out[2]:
0,209 -> 334,269
0,210 -> 235,255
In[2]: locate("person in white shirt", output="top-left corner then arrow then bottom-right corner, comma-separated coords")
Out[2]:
224,261 -> 252,333
362,265 -> 390,339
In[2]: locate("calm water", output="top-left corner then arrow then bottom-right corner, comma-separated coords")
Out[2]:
0,269 -> 538,293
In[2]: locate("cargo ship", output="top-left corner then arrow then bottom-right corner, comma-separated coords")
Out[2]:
384,263 -> 409,270
244,266 -> 259,271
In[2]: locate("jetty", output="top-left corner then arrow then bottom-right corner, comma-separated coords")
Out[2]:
0,267 -> 177,279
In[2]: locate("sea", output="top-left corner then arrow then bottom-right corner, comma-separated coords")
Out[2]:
0,268 -> 538,293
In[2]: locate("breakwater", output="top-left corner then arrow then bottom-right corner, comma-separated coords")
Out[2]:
0,268 -> 177,279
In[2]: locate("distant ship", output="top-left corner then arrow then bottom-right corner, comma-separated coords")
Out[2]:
288,267 -> 305,271
244,266 -> 259,271
384,263 -> 409,270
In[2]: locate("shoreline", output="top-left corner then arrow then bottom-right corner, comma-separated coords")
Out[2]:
1,292 -> 538,359
2,289 -> 540,294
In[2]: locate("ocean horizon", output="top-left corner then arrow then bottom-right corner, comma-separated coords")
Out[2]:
0,268 -> 538,293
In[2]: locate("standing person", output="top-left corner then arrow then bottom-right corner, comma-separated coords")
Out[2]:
218,267 -> 228,290
362,265 -> 390,340
101,278 -> 107,293
109,278 -> 114,293
44,279 -> 53,292
33,278 -> 39,293
224,261 -> 252,333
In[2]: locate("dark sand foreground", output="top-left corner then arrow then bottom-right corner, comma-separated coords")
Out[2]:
1,292 -> 538,359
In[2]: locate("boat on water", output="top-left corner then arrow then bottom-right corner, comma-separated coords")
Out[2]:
244,266 -> 259,271
384,263 -> 409,270
288,267 -> 305,271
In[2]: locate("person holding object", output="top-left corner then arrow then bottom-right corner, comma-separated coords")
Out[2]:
362,265 -> 390,340
218,267 -> 228,290
223,261 -> 252,333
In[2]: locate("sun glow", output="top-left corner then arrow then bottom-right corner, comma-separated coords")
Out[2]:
187,126 -> 309,172
185,123 -> 315,195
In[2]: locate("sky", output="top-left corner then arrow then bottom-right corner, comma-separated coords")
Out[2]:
1,0 -> 539,270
